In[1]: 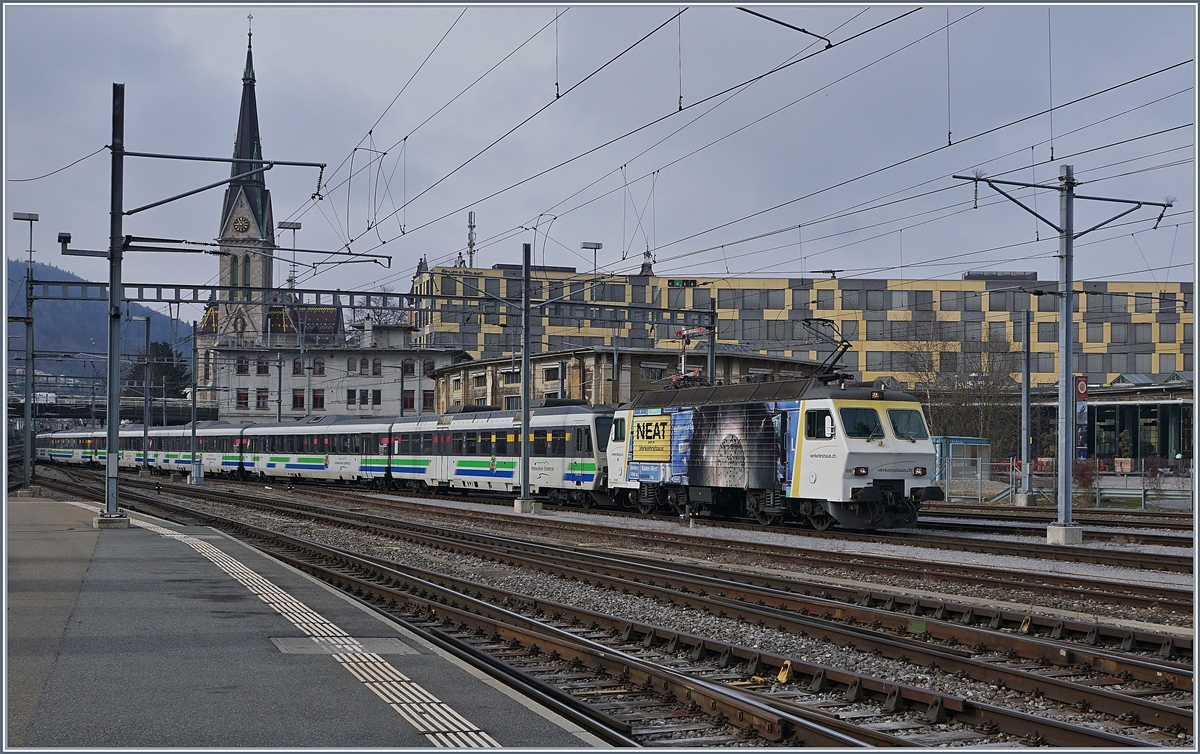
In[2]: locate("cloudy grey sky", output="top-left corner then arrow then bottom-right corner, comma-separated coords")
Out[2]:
4,3 -> 1195,323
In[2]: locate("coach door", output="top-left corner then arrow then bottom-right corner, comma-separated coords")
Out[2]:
566,426 -> 591,487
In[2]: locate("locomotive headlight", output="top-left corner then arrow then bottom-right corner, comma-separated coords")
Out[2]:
853,466 -> 869,476
913,466 -> 927,477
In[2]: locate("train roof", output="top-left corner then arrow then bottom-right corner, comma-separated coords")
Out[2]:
621,378 -> 919,410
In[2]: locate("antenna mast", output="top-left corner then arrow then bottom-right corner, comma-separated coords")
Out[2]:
467,211 -> 477,268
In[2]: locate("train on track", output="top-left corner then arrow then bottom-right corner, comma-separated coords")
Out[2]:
35,377 -> 941,529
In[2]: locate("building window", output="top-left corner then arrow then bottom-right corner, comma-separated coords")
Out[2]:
1037,293 -> 1057,312
865,290 -> 887,311
504,395 -> 521,410
255,389 -> 269,410
543,367 -> 559,382
423,390 -> 435,411
472,375 -> 487,388
371,390 -> 382,406
1110,323 -> 1128,344
1135,292 -> 1152,313
1037,322 -> 1057,342
423,359 -> 435,376
1086,322 -> 1104,343
988,291 -> 1008,312
236,389 -> 249,410
402,390 -> 415,411
988,322 -> 1007,343
257,358 -> 270,375
312,390 -> 325,411
841,290 -> 861,310
1159,353 -> 1176,374
347,389 -> 356,405
360,358 -> 369,375
370,359 -> 381,377
841,320 -> 859,341
641,366 -> 667,381
939,291 -> 960,311
403,359 -> 415,376
1160,292 -> 1177,313
1133,323 -> 1152,344
815,289 -> 834,310
1184,323 -> 1193,344
293,359 -> 303,376
292,390 -> 305,411
359,389 -> 369,406
452,378 -> 462,391
1160,322 -> 1177,343
474,397 -> 489,406
313,359 -> 325,376
347,358 -> 356,373
236,357 -> 249,375
503,371 -> 520,385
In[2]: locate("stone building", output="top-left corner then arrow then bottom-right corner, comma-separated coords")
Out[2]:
432,344 -> 818,413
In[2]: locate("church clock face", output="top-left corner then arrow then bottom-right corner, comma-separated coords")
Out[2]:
233,217 -> 250,233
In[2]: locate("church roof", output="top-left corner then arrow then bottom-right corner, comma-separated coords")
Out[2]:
267,306 -> 343,335
221,30 -> 272,239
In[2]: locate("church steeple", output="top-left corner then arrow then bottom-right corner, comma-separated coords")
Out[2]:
223,19 -> 271,239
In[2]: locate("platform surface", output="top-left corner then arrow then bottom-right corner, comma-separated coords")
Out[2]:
6,498 -> 602,748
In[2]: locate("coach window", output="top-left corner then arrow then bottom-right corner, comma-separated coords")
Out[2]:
495,433 -> 508,456
480,432 -> 492,456
464,432 -> 477,455
551,430 -> 566,456
533,430 -> 548,457
399,434 -> 410,455
612,418 -> 626,443
805,409 -> 835,440
451,432 -> 464,455
422,433 -> 435,455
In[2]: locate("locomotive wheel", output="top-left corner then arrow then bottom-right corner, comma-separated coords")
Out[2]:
808,513 -> 835,531
637,499 -> 657,515
755,511 -> 779,527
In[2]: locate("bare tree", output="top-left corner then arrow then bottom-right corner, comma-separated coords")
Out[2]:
896,317 -> 1021,458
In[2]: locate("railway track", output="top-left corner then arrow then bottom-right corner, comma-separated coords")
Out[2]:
920,503 -> 1194,531
39,470 -> 1194,746
58,466 -> 1197,611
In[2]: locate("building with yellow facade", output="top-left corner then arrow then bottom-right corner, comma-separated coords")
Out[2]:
410,262 -> 1193,388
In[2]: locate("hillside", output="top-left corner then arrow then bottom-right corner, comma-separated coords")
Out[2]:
7,258 -> 193,376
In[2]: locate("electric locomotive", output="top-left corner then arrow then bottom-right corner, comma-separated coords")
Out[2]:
606,377 -> 942,529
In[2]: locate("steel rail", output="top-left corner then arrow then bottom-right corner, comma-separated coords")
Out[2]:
40,473 -> 1180,747
111,487 -> 1163,748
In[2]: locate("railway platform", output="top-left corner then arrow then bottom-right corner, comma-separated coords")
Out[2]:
6,497 -> 604,748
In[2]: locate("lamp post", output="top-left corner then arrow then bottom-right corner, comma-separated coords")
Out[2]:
130,315 -> 151,474
581,241 -> 602,282
12,212 -> 37,491
278,221 -> 301,289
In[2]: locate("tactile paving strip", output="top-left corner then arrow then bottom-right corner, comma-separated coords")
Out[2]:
69,502 -> 501,747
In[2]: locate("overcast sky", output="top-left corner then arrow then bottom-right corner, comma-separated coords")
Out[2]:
4,4 -> 1195,324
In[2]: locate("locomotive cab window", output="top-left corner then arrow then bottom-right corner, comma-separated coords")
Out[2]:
839,407 -> 884,439
805,409 -> 835,439
887,409 -> 929,441
611,418 -> 625,443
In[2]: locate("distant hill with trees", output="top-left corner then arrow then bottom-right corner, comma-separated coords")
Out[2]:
7,258 -> 193,379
